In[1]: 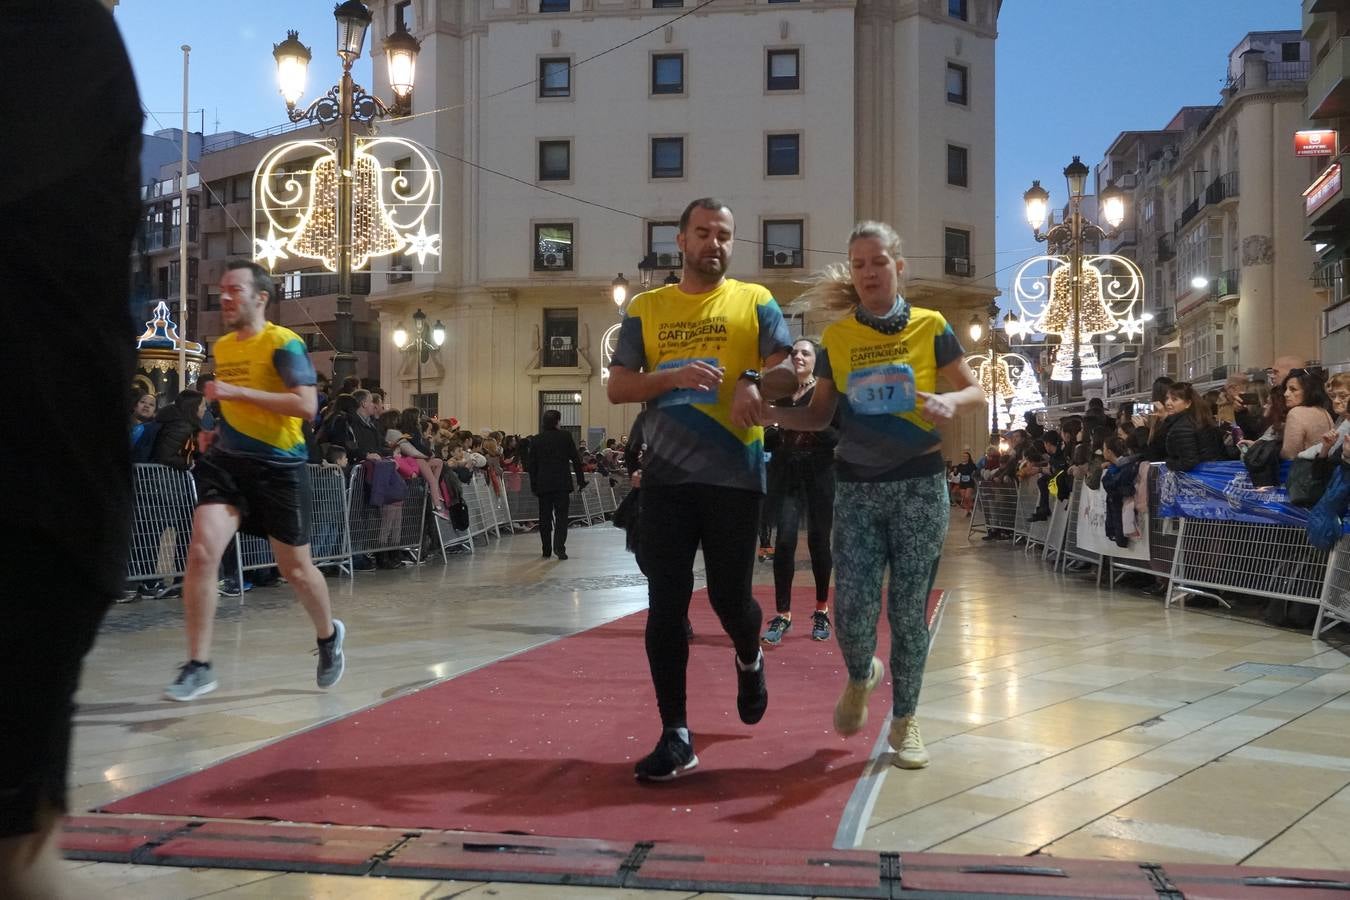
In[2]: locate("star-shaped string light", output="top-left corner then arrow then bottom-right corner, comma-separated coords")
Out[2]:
1116,315 -> 1145,341
403,223 -> 441,265
254,227 -> 289,269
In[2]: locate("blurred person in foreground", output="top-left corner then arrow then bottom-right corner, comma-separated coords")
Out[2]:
0,2 -> 142,896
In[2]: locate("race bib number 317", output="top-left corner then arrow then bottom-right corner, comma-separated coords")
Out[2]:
847,363 -> 915,415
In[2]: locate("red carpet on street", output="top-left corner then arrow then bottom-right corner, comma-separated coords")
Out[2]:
104,587 -> 943,850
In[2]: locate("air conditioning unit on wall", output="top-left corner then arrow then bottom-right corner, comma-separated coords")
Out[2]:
541,252 -> 566,269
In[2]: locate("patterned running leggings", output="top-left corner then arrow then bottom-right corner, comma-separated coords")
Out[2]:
833,473 -> 948,717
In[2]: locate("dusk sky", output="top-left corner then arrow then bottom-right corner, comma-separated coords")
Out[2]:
113,0 -> 1300,308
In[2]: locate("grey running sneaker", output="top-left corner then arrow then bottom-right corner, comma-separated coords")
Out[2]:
164,661 -> 217,702
634,729 -> 698,781
761,614 -> 791,646
810,610 -> 832,641
316,619 -> 346,689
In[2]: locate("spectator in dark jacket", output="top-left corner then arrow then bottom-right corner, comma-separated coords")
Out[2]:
1160,382 -> 1225,472
149,389 -> 205,471
528,409 -> 585,560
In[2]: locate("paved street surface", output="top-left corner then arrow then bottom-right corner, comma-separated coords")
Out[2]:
65,521 -> 1350,897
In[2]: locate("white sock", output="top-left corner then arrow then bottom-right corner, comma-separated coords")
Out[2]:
736,649 -> 762,672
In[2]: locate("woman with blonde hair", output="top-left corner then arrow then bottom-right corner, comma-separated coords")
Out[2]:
765,221 -> 983,769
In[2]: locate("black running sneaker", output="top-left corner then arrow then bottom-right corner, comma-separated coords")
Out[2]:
634,729 -> 698,781
735,651 -> 768,724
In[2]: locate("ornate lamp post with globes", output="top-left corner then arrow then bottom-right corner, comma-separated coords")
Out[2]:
1023,157 -> 1127,400
392,308 -> 445,411
270,1 -> 421,384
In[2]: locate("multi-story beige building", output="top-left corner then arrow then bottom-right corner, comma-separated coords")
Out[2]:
353,0 -> 1000,447
1165,34 -> 1318,383
1303,0 -> 1350,369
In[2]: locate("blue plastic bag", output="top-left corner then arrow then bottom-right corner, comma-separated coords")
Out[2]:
1307,464 -> 1350,550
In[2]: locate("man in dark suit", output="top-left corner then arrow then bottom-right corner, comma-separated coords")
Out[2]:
527,410 -> 586,559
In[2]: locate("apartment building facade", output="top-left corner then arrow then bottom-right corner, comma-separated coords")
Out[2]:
1304,0 -> 1350,369
352,0 -> 1000,447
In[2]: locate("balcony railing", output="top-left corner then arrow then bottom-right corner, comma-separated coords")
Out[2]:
141,223 -> 199,252
1226,59 -> 1310,92
1214,268 -> 1240,298
1205,171 -> 1239,205
282,273 -> 371,298
1152,308 -> 1177,334
1175,197 -> 1201,233
1157,232 -> 1176,262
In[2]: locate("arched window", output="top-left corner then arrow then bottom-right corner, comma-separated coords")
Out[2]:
1228,130 -> 1239,174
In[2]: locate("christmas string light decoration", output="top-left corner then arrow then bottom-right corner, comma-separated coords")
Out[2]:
253,134 -> 441,275
1049,336 -> 1103,382
1010,253 -> 1144,340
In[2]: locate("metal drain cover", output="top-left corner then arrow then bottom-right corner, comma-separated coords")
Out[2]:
1226,662 -> 1331,679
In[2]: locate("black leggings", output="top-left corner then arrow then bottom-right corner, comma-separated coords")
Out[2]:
639,483 -> 763,729
772,464 -> 835,612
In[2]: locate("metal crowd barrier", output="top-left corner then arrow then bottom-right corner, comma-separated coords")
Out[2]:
504,472 -> 540,529
126,464 -> 197,583
236,464 -> 352,577
611,473 -> 634,509
1104,463 -> 1178,590
346,462 -> 429,562
1059,477 -> 1103,579
1165,518 -> 1331,612
967,480 -> 1017,539
571,478 -> 607,526
1012,477 -> 1050,553
1042,494 -> 1071,567
1315,540 -> 1350,636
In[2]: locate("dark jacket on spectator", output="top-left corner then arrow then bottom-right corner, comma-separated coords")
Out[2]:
150,404 -> 198,471
1162,413 -> 1227,472
1101,453 -> 1142,547
528,428 -> 585,495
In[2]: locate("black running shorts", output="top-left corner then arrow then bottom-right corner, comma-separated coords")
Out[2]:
193,452 -> 313,546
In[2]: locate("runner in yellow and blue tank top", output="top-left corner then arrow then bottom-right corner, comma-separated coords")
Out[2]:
765,222 -> 985,771
608,198 -> 798,782
165,261 -> 346,705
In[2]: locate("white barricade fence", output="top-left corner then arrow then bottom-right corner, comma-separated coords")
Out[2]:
1166,517 -> 1332,611
462,472 -> 496,540
967,480 -> 1018,538
1315,538 -> 1350,636
1012,477 -> 1051,551
1105,464 -> 1177,587
237,464 -> 352,576
127,464 -> 197,583
1060,478 -> 1103,577
611,473 -> 634,509
504,472 -> 540,529
346,462 -> 429,560
1042,494 -> 1071,565
571,478 -> 606,525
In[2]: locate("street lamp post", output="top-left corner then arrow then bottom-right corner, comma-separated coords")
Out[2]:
1024,157 -> 1126,401
969,309 -> 999,438
392,308 -> 445,408
272,1 -> 420,385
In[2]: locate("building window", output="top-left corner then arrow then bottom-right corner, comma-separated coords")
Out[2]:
539,57 -> 570,98
946,62 -> 968,105
540,0 -> 569,11
948,0 -> 968,20
1282,41 -> 1301,62
647,221 -> 682,269
653,0 -> 683,6
411,392 -> 438,416
543,309 -> 579,367
538,140 -> 571,181
652,53 -> 684,95
947,144 -> 968,187
539,390 -> 582,443
766,133 -> 800,176
232,177 -> 251,202
763,219 -> 804,269
651,137 -> 684,179
944,227 -> 972,276
206,290 -> 220,311
534,223 -> 574,271
766,49 -> 800,91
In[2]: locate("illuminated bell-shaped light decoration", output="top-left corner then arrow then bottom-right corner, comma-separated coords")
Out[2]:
334,0 -> 373,62
970,354 -> 1016,399
290,153 -> 405,271
1049,337 -> 1103,383
383,19 -> 420,100
1038,262 -> 1119,336
273,30 -> 312,107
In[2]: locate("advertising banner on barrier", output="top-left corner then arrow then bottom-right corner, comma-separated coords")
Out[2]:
1075,482 -> 1151,560
1158,461 -> 1350,533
